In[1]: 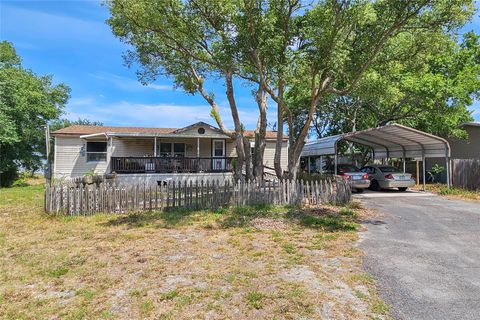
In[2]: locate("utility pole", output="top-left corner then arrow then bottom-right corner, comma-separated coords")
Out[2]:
45,124 -> 51,185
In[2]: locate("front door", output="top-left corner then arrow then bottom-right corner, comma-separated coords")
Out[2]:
212,140 -> 225,171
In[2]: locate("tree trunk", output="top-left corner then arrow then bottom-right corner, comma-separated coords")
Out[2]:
274,101 -> 285,180
243,136 -> 253,181
253,86 -> 267,181
225,70 -> 248,181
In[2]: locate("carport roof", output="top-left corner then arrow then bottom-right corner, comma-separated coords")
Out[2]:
302,124 -> 450,159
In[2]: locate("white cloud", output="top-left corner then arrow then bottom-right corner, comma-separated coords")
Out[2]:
90,72 -> 172,91
147,84 -> 172,91
65,97 -> 278,130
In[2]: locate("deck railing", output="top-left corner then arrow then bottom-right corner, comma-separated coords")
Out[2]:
110,156 -> 236,174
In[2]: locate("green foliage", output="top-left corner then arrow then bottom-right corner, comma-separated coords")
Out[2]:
306,30 -> 479,141
0,41 -> 70,186
49,118 -> 103,132
428,164 -> 445,183
84,169 -> 96,178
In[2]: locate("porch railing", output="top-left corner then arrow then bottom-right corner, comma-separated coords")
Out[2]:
111,156 -> 236,174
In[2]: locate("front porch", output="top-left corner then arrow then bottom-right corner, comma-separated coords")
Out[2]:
111,156 -> 236,174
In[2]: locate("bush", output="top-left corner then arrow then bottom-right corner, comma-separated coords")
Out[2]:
12,178 -> 28,187
0,166 -> 19,187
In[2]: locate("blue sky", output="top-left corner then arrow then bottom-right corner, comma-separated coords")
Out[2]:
1,0 -> 479,129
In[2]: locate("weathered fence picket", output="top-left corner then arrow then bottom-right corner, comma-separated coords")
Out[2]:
44,177 -> 351,215
452,159 -> 480,191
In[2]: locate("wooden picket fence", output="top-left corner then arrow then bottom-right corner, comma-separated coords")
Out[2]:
452,159 -> 480,190
44,178 -> 351,215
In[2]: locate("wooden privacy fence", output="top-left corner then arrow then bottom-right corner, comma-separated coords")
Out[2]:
452,159 -> 480,190
45,178 -> 351,215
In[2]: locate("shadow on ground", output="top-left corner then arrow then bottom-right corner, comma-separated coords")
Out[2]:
102,203 -> 360,232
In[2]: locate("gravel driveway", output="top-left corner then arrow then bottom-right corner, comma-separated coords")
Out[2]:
357,191 -> 480,320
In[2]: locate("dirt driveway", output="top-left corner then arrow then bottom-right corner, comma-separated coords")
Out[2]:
356,190 -> 480,320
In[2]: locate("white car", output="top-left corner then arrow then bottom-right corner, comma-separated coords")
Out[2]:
360,165 -> 415,191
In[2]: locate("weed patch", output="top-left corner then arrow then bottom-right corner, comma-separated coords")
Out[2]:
246,291 -> 266,309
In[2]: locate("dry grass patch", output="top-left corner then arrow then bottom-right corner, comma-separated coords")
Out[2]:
0,185 -> 388,319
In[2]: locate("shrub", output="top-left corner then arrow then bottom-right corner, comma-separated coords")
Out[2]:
0,166 -> 18,187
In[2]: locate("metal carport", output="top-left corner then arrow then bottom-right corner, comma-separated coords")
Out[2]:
301,124 -> 451,189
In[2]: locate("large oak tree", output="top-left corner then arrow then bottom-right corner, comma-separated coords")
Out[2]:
0,41 -> 70,186
107,0 -> 475,180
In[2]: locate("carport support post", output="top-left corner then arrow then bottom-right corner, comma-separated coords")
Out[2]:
446,156 -> 451,188
402,150 -> 406,173
334,154 -> 338,176
422,153 -> 426,191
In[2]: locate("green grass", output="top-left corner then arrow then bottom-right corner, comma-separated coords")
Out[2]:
140,299 -> 154,315
245,291 -> 266,309
416,184 -> 480,201
298,214 -> 358,231
160,290 -> 180,301
282,243 -> 297,254
437,185 -> 480,200
0,185 -> 45,209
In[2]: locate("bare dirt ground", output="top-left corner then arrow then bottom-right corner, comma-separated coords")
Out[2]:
0,185 -> 388,319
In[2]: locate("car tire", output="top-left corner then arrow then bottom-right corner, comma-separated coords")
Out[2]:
370,180 -> 381,191
356,188 -> 364,193
398,187 -> 408,192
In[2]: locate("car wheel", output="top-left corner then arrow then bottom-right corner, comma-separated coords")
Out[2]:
398,187 -> 408,192
356,188 -> 364,193
370,180 -> 381,191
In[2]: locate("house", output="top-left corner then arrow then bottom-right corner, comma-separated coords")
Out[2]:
52,121 -> 288,183
447,122 -> 480,159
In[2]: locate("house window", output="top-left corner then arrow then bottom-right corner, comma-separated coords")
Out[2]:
213,140 -> 225,157
198,127 -> 205,134
159,142 -> 185,157
160,143 -> 172,157
86,141 -> 107,162
173,143 -> 185,157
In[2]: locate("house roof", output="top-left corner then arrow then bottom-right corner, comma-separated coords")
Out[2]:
52,122 -> 285,140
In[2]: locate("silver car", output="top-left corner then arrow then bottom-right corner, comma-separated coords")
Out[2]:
360,165 -> 415,191
324,164 -> 371,193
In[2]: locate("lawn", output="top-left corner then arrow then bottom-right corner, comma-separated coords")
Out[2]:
0,184 -> 388,319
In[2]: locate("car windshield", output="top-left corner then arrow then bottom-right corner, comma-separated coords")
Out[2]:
378,166 -> 400,173
338,165 -> 360,172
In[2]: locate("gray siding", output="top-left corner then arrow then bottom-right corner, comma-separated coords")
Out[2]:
448,126 -> 480,159
54,136 -> 109,179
